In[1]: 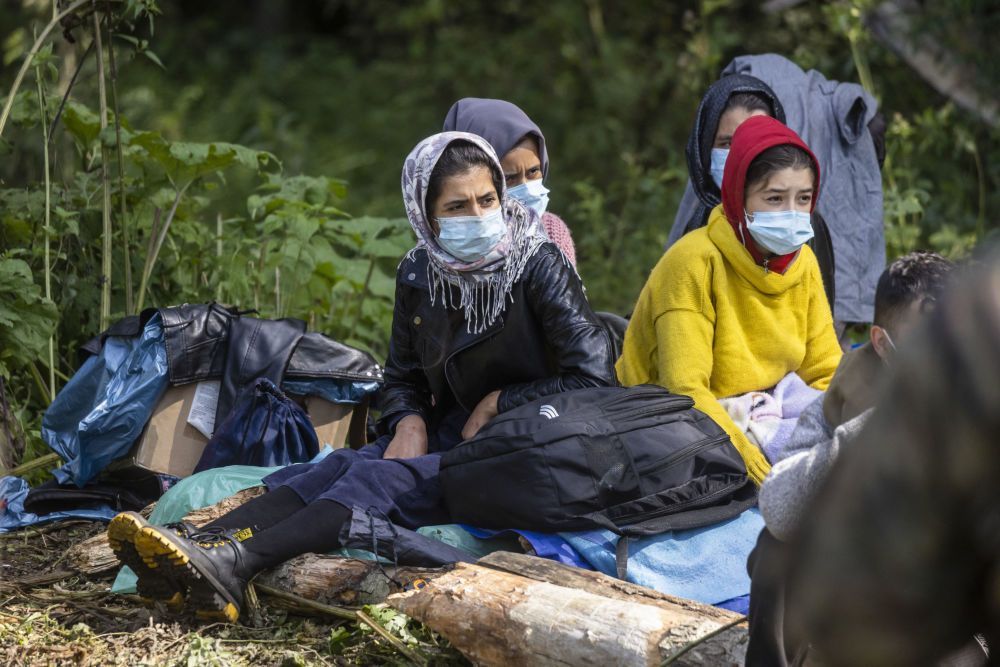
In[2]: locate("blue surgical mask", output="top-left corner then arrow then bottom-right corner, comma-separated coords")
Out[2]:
506,179 -> 550,217
436,207 -> 507,262
745,209 -> 814,256
710,148 -> 729,189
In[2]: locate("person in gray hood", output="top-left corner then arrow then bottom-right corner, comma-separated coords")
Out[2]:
443,97 -> 578,267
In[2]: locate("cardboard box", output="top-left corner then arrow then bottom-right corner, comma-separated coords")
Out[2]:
110,383 -> 367,479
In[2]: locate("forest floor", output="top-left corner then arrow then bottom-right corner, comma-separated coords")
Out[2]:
0,521 -> 468,666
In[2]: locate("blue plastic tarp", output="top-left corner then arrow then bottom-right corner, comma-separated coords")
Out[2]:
281,378 -> 380,405
0,476 -> 118,533
42,314 -> 169,487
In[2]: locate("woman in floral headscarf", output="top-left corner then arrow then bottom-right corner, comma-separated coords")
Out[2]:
108,132 -> 616,623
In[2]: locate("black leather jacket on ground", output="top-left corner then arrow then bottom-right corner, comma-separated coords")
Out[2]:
378,243 -> 616,433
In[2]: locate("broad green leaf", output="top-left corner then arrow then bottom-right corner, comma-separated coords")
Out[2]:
0,257 -> 58,378
62,102 -> 102,148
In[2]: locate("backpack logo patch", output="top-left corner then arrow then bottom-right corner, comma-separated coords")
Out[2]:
539,405 -> 559,419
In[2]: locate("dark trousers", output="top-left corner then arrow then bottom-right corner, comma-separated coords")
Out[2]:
746,528 -> 807,667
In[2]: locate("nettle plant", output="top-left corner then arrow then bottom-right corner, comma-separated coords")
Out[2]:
0,1 -> 412,467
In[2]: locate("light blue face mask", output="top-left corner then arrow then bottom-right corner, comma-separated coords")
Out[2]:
745,208 -> 814,256
709,148 -> 729,189
506,179 -> 550,217
436,207 -> 507,262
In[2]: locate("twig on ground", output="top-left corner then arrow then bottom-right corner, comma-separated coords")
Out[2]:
254,582 -> 425,665
253,582 -> 356,622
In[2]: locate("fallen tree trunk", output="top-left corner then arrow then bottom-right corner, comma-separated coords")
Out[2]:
389,558 -> 747,666
256,553 -> 434,607
479,551 -> 739,620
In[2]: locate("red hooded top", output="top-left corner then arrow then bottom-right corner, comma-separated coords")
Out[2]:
721,115 -> 821,275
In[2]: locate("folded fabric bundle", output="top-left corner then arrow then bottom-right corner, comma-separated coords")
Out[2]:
720,372 -> 822,463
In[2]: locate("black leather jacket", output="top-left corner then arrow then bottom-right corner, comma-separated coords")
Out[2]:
378,243 -> 616,433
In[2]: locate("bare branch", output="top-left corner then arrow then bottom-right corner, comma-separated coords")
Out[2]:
866,0 -> 998,127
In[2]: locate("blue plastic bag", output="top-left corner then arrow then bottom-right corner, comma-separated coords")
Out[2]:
193,378 -> 319,473
42,314 -> 169,487
0,476 -> 118,532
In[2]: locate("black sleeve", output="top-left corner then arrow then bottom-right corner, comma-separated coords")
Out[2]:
867,110 -> 887,170
376,276 -> 432,434
496,247 -> 617,412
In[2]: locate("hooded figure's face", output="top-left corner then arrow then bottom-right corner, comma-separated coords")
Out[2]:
499,136 -> 544,188
713,107 -> 770,149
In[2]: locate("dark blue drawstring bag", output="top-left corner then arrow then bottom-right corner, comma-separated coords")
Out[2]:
193,378 -> 319,473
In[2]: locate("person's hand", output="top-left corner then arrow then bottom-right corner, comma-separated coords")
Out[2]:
462,390 -> 501,440
383,414 -> 428,459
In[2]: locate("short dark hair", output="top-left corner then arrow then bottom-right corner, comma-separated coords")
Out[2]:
744,144 -> 817,193
724,91 -> 773,116
874,251 -> 954,330
425,140 -> 503,215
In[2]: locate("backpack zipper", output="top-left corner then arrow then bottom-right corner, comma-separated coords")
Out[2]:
634,433 -> 731,476
614,477 -> 749,534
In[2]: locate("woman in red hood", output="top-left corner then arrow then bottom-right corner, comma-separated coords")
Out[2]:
617,116 -> 842,483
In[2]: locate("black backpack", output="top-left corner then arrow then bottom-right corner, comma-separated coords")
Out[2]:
439,385 -> 758,577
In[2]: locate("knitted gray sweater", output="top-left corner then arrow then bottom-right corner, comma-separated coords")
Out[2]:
758,396 -> 871,541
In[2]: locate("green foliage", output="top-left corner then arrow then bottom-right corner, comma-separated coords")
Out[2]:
0,0 -> 995,473
174,634 -> 235,667
76,0 -> 994,313
0,257 -> 57,379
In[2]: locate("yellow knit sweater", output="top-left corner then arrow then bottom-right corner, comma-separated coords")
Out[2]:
616,206 -> 842,483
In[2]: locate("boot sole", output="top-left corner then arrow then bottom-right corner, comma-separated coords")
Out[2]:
107,513 -> 184,612
134,525 -> 241,623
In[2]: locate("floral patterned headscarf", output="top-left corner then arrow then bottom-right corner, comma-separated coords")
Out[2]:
401,131 -> 548,333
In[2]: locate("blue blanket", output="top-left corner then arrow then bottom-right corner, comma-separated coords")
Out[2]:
560,509 -> 764,609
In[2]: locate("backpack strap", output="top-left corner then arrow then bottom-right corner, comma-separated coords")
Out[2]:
615,537 -> 631,580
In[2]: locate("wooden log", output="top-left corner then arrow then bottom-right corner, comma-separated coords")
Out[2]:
479,551 -> 739,622
389,559 -> 747,666
256,553 -> 435,607
66,486 -> 265,575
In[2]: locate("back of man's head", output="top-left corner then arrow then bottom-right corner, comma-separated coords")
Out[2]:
873,251 -> 954,344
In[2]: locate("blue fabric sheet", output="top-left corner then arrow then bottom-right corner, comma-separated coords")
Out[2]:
560,508 -> 765,607
43,314 -> 169,487
0,476 -> 118,533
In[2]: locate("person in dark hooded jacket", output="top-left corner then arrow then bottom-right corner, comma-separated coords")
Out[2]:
668,74 -> 837,310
